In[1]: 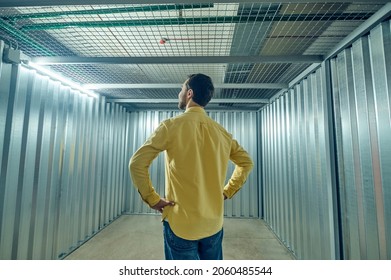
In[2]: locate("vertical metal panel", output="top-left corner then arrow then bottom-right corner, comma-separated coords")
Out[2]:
370,21 -> 391,260
289,86 -> 302,257
331,19 -> 391,260
126,110 -> 259,218
257,111 -> 263,218
0,62 -> 27,259
264,103 -> 270,223
0,44 -> 129,259
261,65 -> 337,259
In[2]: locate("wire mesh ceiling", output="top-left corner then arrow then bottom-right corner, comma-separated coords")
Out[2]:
0,1 -> 386,111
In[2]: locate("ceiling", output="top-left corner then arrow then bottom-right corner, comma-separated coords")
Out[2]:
0,1 -> 389,111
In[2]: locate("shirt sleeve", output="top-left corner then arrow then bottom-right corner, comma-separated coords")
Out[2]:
223,139 -> 254,199
129,122 -> 169,207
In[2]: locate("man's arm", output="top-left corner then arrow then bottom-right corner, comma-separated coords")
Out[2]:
129,122 -> 169,207
223,139 -> 254,199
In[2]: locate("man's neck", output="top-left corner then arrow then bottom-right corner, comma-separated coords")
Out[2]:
186,100 -> 203,109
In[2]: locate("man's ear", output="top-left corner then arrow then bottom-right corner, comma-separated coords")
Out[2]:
187,89 -> 193,98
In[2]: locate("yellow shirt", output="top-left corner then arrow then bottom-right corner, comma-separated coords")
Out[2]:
129,107 -> 253,240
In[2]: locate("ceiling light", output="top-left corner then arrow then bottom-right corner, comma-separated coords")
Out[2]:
27,61 -> 99,99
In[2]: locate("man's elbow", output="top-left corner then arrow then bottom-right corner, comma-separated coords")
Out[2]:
247,158 -> 254,170
244,159 -> 254,174
238,159 -> 254,173
129,156 -> 139,175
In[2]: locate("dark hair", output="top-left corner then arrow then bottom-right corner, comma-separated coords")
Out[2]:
186,73 -> 214,107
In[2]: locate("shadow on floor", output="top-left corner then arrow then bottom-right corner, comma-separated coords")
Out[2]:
65,214 -> 295,260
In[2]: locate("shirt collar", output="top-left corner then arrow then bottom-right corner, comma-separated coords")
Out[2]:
185,106 -> 206,114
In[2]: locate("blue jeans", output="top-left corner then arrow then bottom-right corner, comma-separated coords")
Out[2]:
163,221 -> 223,260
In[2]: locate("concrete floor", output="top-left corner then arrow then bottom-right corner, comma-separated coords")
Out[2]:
65,215 -> 295,260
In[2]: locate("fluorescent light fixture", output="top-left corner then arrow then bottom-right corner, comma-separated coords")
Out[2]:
27,61 -> 99,99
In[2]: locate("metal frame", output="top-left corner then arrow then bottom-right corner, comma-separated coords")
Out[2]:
84,83 -> 287,90
31,56 -> 323,65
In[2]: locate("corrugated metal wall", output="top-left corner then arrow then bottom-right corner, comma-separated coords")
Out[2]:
330,20 -> 391,260
0,41 -> 130,259
261,64 -> 338,260
126,110 -> 260,218
261,18 -> 391,260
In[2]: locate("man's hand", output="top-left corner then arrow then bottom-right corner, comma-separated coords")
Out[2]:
151,198 -> 175,213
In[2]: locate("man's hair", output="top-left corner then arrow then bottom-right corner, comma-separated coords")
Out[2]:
186,73 -> 214,107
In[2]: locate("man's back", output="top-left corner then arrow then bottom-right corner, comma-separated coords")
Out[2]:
129,73 -> 253,259
161,107 -> 234,240
130,106 -> 253,240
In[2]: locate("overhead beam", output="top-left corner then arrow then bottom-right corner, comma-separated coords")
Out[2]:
2,1 -> 389,8
107,98 -> 269,104
85,84 -> 181,89
31,55 -> 323,65
85,83 -> 287,90
20,14 -> 372,30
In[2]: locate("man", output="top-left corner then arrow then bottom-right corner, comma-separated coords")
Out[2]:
129,73 -> 253,260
